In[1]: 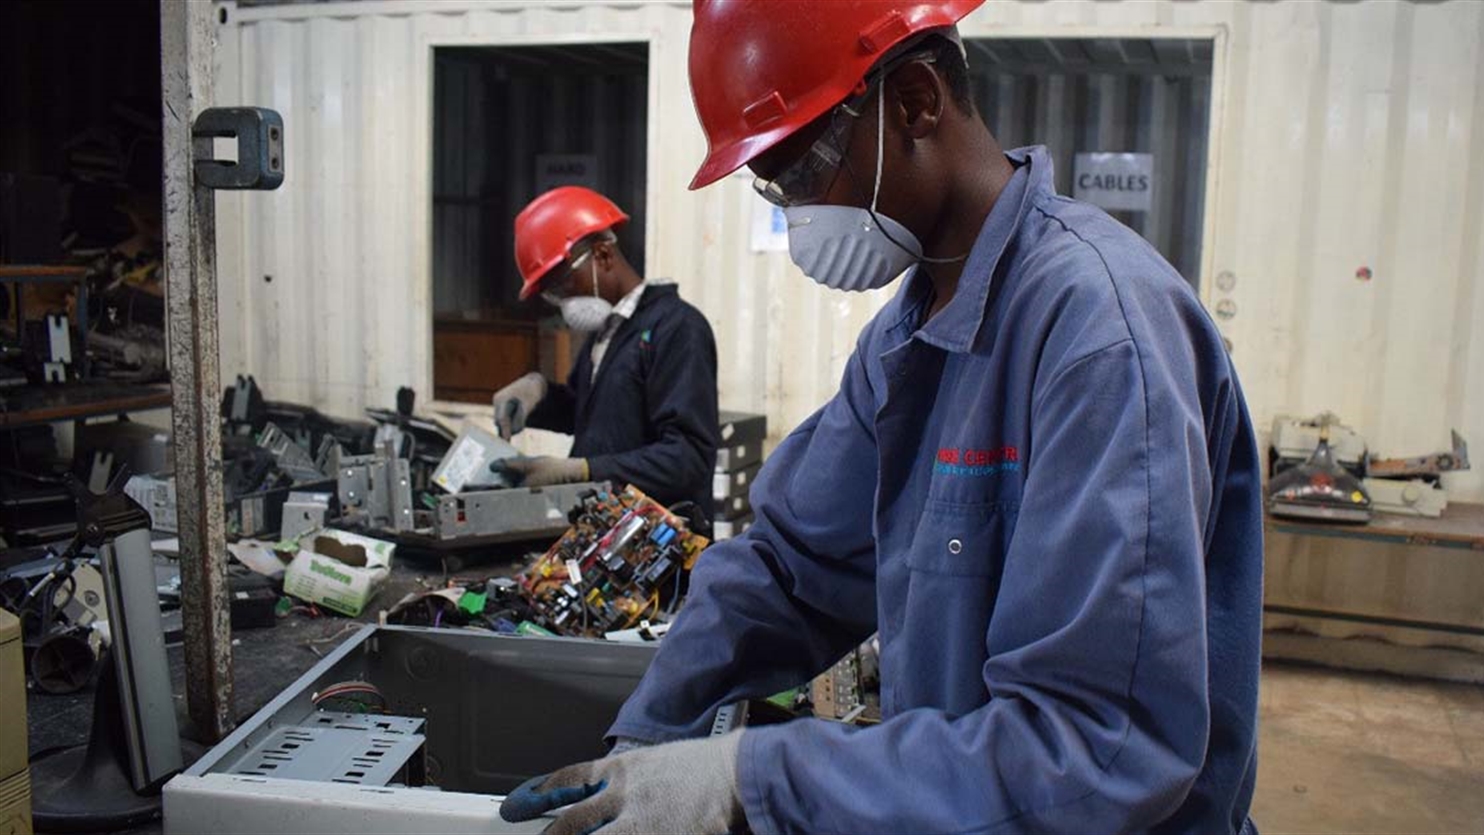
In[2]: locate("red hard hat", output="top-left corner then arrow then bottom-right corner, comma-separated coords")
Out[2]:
513,186 -> 630,300
686,0 -> 985,190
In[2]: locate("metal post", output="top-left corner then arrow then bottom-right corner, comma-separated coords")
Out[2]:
161,0 -> 233,742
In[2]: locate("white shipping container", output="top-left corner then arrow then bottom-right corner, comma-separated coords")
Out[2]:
212,0 -> 1484,502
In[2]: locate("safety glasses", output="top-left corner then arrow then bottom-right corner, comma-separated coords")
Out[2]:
539,250 -> 595,307
751,51 -> 938,209
752,102 -> 861,208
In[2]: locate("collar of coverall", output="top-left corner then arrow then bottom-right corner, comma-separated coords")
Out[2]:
884,144 -> 1043,355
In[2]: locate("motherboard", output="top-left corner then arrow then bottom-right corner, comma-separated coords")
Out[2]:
516,486 -> 708,638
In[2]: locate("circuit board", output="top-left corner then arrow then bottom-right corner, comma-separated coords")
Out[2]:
811,640 -> 881,725
516,485 -> 708,638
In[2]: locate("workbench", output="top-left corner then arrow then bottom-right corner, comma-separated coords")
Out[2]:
0,381 -> 171,429
1263,503 -> 1484,682
24,550 -> 537,835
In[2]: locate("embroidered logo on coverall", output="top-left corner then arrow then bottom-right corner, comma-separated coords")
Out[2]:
933,446 -> 1020,477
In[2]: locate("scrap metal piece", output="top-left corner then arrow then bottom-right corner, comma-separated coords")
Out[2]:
431,482 -> 602,541
280,492 -> 331,541
336,453 -> 414,532
258,422 -> 325,481
430,424 -> 519,493
1361,477 -> 1449,518
1367,430 -> 1471,479
224,713 -> 425,786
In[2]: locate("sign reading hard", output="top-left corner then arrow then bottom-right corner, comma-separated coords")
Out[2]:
1073,152 -> 1154,212
535,154 -> 600,193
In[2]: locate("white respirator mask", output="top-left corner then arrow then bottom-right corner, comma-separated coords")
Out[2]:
557,256 -> 614,332
782,83 -> 926,292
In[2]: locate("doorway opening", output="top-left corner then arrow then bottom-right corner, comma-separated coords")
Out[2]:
965,37 -> 1214,289
430,42 -> 649,403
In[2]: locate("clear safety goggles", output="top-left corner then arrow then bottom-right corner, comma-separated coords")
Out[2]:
751,51 -> 938,209
751,102 -> 862,208
539,250 -> 595,307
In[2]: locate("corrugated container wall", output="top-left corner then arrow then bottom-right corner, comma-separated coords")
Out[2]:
212,0 -> 1484,501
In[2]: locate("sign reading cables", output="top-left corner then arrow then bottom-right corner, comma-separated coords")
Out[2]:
1073,152 -> 1154,212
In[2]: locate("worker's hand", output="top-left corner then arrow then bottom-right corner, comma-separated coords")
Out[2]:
499,731 -> 745,835
495,456 -> 589,487
492,372 -> 547,439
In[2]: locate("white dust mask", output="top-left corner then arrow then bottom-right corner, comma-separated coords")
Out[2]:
782,83 -> 925,292
558,258 -> 614,332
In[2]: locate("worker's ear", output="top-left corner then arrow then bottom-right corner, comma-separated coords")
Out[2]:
591,239 -> 616,272
889,60 -> 944,141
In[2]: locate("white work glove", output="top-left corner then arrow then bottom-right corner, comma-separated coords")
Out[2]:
493,456 -> 589,487
492,372 -> 547,440
499,731 -> 745,835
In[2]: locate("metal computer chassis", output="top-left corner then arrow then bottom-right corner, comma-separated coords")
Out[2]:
164,626 -> 660,834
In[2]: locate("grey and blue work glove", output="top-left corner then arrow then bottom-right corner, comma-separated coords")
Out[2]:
492,456 -> 589,487
499,731 -> 746,835
492,372 -> 548,440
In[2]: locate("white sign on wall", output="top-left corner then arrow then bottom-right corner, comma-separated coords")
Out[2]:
535,154 -> 599,193
1073,152 -> 1154,212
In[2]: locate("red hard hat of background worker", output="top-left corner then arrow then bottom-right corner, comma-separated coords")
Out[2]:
513,186 -> 630,300
686,0 -> 985,190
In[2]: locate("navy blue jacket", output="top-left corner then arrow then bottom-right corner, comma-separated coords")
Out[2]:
608,147 -> 1264,833
529,283 -> 719,522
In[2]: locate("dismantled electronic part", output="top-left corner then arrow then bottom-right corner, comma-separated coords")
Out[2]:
1368,429 -> 1471,479
518,486 -> 709,638
811,640 -> 880,725
1362,477 -> 1448,518
1267,422 -> 1372,523
224,711 -> 427,788
1270,413 -> 1367,478
430,424 -> 519,493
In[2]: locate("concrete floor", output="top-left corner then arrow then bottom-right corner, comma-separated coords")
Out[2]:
1255,661 -> 1484,833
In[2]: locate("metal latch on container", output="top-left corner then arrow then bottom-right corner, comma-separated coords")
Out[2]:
192,107 -> 284,190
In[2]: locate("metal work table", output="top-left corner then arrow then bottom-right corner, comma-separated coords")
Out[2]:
1266,503 -> 1484,551
1263,502 -> 1484,682
0,382 -> 171,429
0,265 -> 91,376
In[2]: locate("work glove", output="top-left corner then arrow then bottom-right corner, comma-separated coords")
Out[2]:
500,731 -> 745,835
494,455 -> 589,487
492,372 -> 548,440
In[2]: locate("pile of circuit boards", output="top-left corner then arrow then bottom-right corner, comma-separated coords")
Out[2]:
516,485 -> 708,638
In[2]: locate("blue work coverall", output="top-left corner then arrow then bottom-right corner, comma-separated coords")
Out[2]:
607,146 -> 1264,834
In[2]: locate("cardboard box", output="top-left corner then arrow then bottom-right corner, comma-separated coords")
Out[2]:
282,529 -> 394,617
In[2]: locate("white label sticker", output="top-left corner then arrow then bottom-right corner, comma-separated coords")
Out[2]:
721,423 -> 735,442
1073,152 -> 1154,211
566,559 -> 583,585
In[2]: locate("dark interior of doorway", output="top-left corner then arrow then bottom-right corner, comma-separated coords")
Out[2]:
965,37 -> 1213,289
431,42 -> 649,404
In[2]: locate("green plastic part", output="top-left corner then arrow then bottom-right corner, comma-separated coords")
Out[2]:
457,590 -> 488,616
766,687 -> 800,709
516,620 -> 556,637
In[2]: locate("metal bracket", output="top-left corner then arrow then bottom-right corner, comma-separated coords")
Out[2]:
336,452 -> 415,532
192,107 -> 284,191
